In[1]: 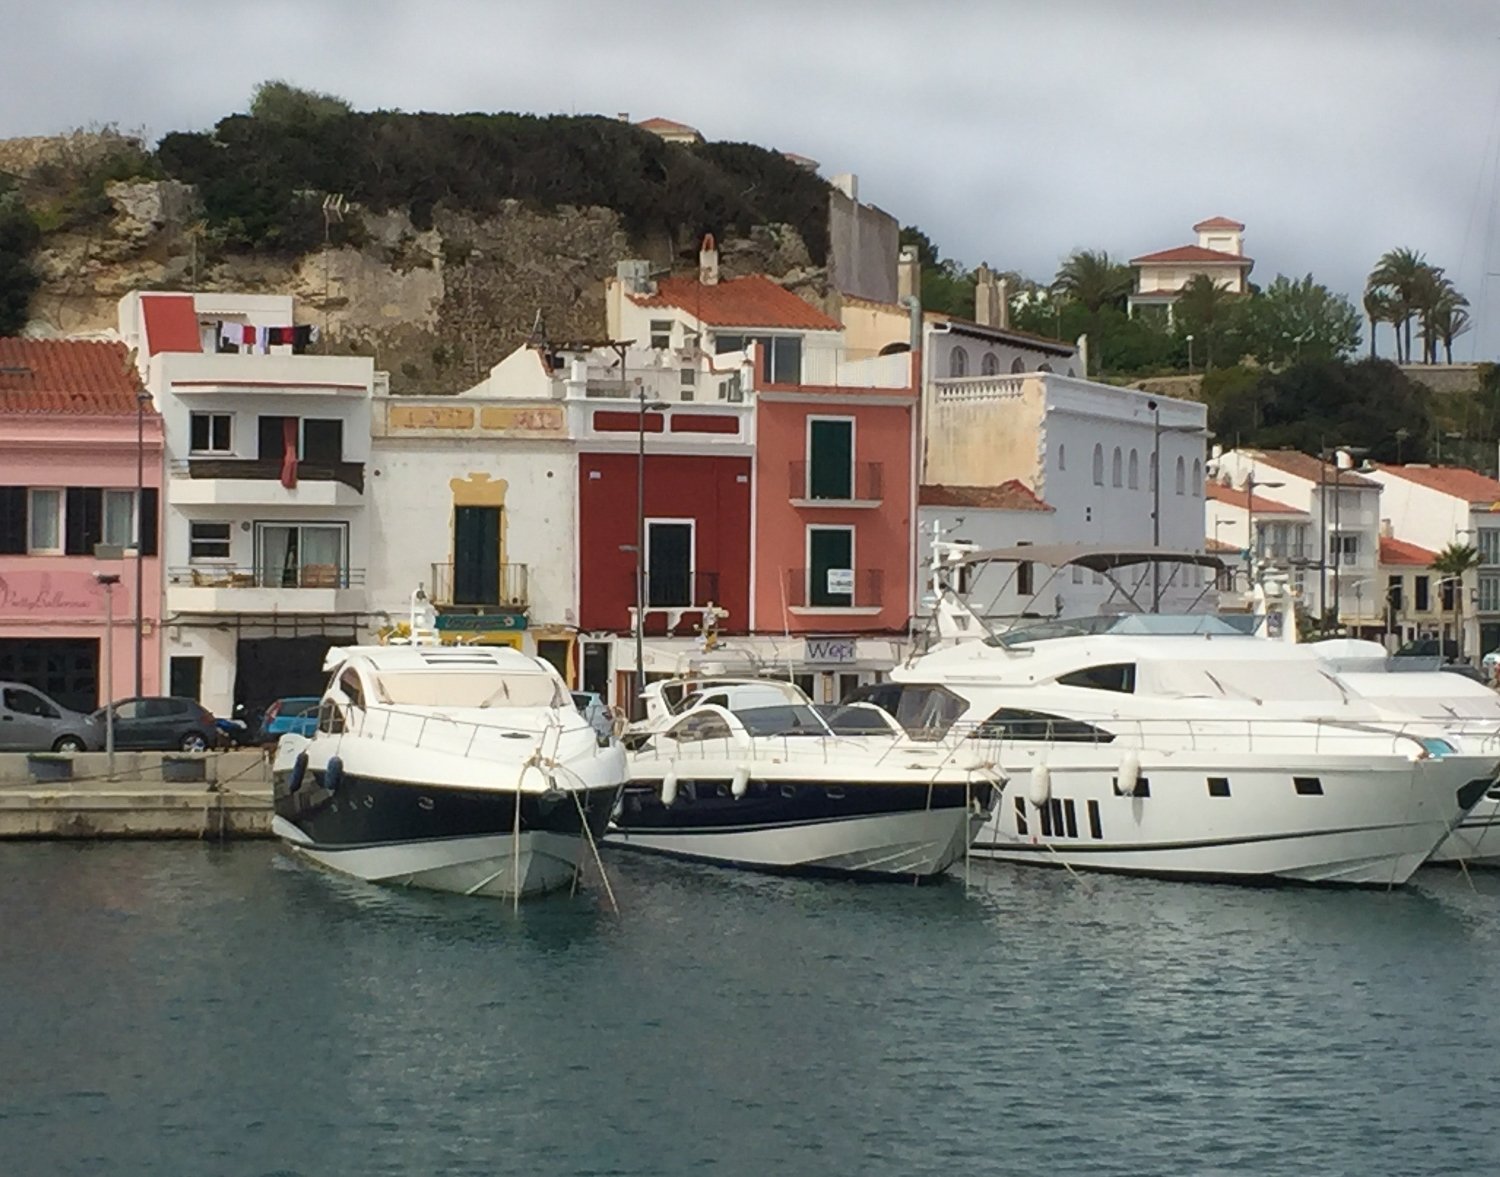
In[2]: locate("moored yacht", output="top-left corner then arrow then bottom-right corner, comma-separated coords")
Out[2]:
610,678 -> 999,879
271,642 -> 626,900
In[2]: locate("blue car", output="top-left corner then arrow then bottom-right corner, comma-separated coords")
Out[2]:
256,696 -> 322,743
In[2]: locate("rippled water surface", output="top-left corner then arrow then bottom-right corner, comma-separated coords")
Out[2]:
3,844 -> 1500,1176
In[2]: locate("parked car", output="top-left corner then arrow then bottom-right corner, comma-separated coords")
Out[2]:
571,691 -> 614,741
0,682 -> 100,752
256,696 -> 322,744
92,696 -> 221,752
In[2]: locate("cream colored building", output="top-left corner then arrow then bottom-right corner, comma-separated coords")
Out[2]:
1128,216 -> 1254,322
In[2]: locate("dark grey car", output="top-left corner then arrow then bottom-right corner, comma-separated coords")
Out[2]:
0,682 -> 100,752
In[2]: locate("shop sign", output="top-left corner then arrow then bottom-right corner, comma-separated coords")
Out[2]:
0,571 -> 106,617
434,611 -> 527,632
806,638 -> 857,665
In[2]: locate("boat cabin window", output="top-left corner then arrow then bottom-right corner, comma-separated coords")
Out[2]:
317,699 -> 345,734
667,712 -> 734,743
1057,663 -> 1136,693
841,683 -> 967,739
736,705 -> 828,737
338,669 -> 365,709
816,703 -> 898,734
975,708 -> 1115,743
373,671 -> 567,709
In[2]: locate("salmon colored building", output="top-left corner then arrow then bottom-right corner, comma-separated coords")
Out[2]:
0,339 -> 164,712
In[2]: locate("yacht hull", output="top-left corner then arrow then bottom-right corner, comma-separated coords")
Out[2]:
969,757 -> 1495,887
608,780 -> 987,879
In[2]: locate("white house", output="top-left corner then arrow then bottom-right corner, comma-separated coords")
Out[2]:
916,483 -> 1058,624
1128,216 -> 1254,322
119,290 -> 377,716
1203,477 -> 1313,601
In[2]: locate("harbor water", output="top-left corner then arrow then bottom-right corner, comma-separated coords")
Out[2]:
3,843 -> 1500,1176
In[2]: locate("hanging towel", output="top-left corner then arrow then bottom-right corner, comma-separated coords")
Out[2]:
219,322 -> 242,351
241,324 -> 256,345
280,417 -> 299,489
292,324 -> 312,352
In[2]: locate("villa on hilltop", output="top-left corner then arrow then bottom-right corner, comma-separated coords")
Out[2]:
1128,216 -> 1254,323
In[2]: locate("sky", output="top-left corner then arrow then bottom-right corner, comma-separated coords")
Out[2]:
4,0 -> 1500,358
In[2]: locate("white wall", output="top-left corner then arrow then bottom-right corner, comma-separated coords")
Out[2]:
926,325 -> 1078,380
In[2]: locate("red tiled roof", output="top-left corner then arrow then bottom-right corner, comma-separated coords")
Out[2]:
0,338 -> 151,415
1204,480 -> 1304,514
140,293 -> 202,355
1375,463 -> 1500,506
919,481 -> 1053,511
636,117 -> 702,136
1193,216 -> 1245,231
1206,537 -> 1240,553
1247,449 -> 1380,488
630,274 -> 842,331
1130,244 -> 1252,266
1380,536 -> 1436,566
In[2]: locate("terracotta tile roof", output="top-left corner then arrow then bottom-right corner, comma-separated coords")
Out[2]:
1206,537 -> 1240,553
1246,449 -> 1380,488
1204,479 -> 1304,514
919,481 -> 1053,511
1193,216 -> 1245,231
1380,536 -> 1436,566
140,293 -> 202,355
1130,244 -> 1252,266
1375,463 -> 1500,506
635,117 -> 702,138
630,274 -> 842,331
0,338 -> 152,415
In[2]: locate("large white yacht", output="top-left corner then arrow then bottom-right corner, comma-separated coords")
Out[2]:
869,545 -> 1497,885
271,641 -> 627,900
610,677 -> 998,879
1313,638 -> 1500,867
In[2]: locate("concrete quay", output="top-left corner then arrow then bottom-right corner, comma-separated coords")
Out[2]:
0,750 -> 274,839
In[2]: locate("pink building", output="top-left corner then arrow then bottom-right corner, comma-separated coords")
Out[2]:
0,340 -> 165,712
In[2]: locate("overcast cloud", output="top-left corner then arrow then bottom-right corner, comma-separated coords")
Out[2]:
5,0 -> 1499,357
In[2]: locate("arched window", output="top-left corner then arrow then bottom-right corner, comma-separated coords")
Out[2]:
949,347 -> 969,378
1111,447 -> 1123,487
1038,362 -> 1053,373
981,352 -> 1000,376
1058,444 -> 1067,470
1174,455 -> 1186,496
1092,444 -> 1104,486
1128,450 -> 1140,489
1067,367 -> 1076,377
1010,356 -> 1026,373
1192,458 -> 1202,495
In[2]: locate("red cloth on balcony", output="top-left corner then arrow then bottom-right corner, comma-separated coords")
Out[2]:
280,417 -> 299,488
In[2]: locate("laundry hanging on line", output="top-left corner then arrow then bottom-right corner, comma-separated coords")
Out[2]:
215,321 -> 321,354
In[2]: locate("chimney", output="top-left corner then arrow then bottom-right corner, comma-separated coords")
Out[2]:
1380,518 -> 1393,538
997,277 -> 1010,329
975,263 -> 997,328
699,233 -> 719,286
617,112 -> 630,122
831,173 -> 859,201
897,245 -> 920,303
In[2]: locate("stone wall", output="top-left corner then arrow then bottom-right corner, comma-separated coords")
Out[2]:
1399,364 -> 1482,396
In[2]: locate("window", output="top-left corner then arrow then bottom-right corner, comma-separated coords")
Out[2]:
976,708 -> 1114,743
256,522 -> 348,587
807,418 -> 854,499
1480,574 -> 1500,612
1415,575 -> 1430,611
103,490 -> 136,548
1111,447 -> 1123,487
1128,450 -> 1139,489
1476,527 -> 1500,566
338,669 -> 365,709
189,412 -> 232,453
1174,455 -> 1186,495
1192,458 -> 1202,493
1388,575 -> 1404,613
668,712 -> 733,742
1092,444 -> 1104,486
302,419 -> 343,463
3,686 -> 59,719
1208,777 -> 1231,797
1010,356 -> 1026,373
1086,799 -> 1103,839
716,334 -> 801,383
808,526 -> 854,607
1038,362 -> 1053,373
1057,444 -> 1066,471
649,319 -> 672,349
646,519 -> 694,607
1441,578 -> 1457,611
680,368 -> 696,394
981,351 -> 1000,376
1293,776 -> 1324,796
1017,543 -> 1034,596
27,488 -> 61,553
1057,663 -> 1136,693
1333,533 -> 1359,566
949,346 -> 969,377
189,521 -> 232,561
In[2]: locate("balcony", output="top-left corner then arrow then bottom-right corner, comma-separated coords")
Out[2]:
429,562 -> 530,611
641,570 -> 721,610
788,461 -> 884,507
166,565 -> 366,615
785,568 -> 884,615
169,458 -> 365,507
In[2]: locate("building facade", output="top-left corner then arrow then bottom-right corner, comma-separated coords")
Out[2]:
0,339 -> 165,711
1128,216 -> 1253,322
120,291 -> 377,715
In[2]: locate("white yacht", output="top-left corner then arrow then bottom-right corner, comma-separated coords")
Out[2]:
1312,638 -> 1500,867
610,678 -> 999,879
272,642 -> 627,900
874,542 -> 1498,886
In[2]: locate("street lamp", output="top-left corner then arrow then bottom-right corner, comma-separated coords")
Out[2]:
625,355 -> 669,722
1242,472 -> 1285,588
1148,399 -> 1161,609
1317,444 -> 1366,632
135,387 -> 149,697
1185,334 -> 1195,374
94,570 -> 121,781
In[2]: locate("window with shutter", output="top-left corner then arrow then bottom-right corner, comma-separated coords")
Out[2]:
0,487 -> 25,555
64,488 -> 103,555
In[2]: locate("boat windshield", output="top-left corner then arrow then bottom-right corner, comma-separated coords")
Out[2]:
991,613 -> 1249,648
373,671 -> 567,709
736,705 -> 832,737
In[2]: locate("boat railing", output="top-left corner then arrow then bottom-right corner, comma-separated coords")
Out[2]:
339,702 -> 572,762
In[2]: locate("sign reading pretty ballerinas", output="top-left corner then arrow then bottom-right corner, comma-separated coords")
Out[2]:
0,572 -> 106,617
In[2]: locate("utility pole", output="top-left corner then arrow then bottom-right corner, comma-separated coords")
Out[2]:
95,571 -> 121,781
135,389 -> 147,696
1149,399 -> 1161,611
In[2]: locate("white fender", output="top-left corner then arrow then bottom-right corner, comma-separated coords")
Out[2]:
731,765 -> 751,799
1027,763 -> 1052,808
661,771 -> 679,807
1117,750 -> 1141,796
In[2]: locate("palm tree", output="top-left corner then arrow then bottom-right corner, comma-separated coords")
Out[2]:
1367,247 -> 1430,363
1363,285 -> 1396,359
1051,250 -> 1132,314
1413,267 -> 1454,364
1175,274 -> 1234,369
1429,287 -> 1471,364
1430,542 -> 1480,662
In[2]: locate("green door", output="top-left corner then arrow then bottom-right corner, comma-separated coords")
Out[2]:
809,528 -> 853,607
808,419 -> 853,499
453,506 -> 500,605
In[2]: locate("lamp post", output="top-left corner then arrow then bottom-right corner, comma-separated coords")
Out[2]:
134,388 -> 148,697
1318,444 -> 1366,633
620,344 -> 668,722
1148,399 -> 1161,610
1186,334 -> 1195,374
1243,472 -> 1285,589
94,571 -> 121,781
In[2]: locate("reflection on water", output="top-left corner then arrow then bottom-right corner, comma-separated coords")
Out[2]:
1,844 -> 1498,1177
